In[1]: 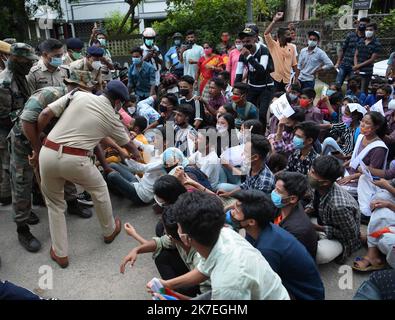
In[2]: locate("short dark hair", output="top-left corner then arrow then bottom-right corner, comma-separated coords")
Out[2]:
289,83 -> 302,93
40,38 -> 63,53
267,152 -> 288,174
219,113 -> 235,130
176,103 -> 194,119
131,46 -> 143,55
367,22 -> 378,30
277,27 -> 289,38
302,87 -> 316,100
378,84 -> 393,96
179,75 -> 195,86
243,119 -> 265,135
275,171 -> 308,199
162,207 -> 181,241
210,77 -> 226,90
154,175 -> 187,204
232,190 -> 276,229
294,121 -> 320,142
312,156 -> 344,182
173,192 -> 225,247
186,30 -> 195,36
289,107 -> 306,123
218,71 -> 230,82
250,134 -> 271,160
133,115 -> 148,132
233,82 -> 249,95
329,92 -> 344,106
367,111 -> 388,139
349,75 -> 362,84
162,93 -> 179,107
359,17 -> 371,23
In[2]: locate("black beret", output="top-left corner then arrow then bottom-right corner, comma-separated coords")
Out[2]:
86,46 -> 104,57
105,80 -> 130,101
66,38 -> 84,50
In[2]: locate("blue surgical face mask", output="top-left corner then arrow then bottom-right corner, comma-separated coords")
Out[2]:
271,190 -> 286,209
326,89 -> 336,97
293,136 -> 305,149
289,93 -> 298,102
49,57 -> 63,68
132,57 -> 142,65
98,38 -> 106,46
145,39 -> 154,47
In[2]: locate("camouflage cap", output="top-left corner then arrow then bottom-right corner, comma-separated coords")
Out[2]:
63,69 -> 98,89
0,40 -> 11,54
3,38 -> 17,45
10,43 -> 39,60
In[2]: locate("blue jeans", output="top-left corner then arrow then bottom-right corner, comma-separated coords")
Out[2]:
336,65 -> 353,87
217,166 -> 241,192
0,280 -> 43,300
353,279 -> 381,300
299,80 -> 315,90
321,137 -> 343,155
106,163 -> 145,205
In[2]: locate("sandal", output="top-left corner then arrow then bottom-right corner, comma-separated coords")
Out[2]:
352,256 -> 386,272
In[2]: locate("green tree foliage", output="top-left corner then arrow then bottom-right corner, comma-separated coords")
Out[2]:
104,11 -> 130,35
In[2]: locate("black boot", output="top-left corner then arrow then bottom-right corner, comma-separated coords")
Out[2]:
27,211 -> 40,225
0,196 -> 12,206
67,199 -> 92,219
17,225 -> 41,253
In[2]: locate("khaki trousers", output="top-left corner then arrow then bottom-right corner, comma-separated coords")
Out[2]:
39,146 -> 115,257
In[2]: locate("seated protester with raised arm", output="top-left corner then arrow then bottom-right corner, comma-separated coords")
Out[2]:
307,156 -> 362,264
130,94 -> 161,127
271,172 -> 318,258
285,121 -> 320,175
144,93 -> 178,131
268,107 -> 306,158
217,134 -> 275,197
178,75 -> 206,129
223,82 -> 259,129
299,88 -> 323,124
153,191 -> 290,300
316,83 -> 343,121
230,190 -> 324,300
346,75 -> 367,106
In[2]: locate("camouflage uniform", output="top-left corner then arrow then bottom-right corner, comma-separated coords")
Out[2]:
26,58 -> 69,93
10,86 -> 66,225
69,58 -> 103,91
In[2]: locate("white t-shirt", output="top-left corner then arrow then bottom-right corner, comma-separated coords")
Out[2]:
183,44 -> 204,79
188,150 -> 221,189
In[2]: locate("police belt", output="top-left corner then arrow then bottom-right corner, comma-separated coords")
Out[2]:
44,139 -> 93,157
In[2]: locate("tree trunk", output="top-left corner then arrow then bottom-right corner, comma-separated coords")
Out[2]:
117,5 -> 133,34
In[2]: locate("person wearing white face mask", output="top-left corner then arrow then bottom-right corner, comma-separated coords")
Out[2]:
353,23 -> 383,94
93,31 -> 114,83
69,46 -> 104,92
27,38 -> 69,93
294,31 -> 334,90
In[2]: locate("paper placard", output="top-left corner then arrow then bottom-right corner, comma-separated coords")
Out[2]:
371,99 -> 384,116
270,93 -> 295,120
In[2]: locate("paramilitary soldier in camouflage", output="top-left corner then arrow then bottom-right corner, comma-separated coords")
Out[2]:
27,38 -> 69,93
0,43 -> 37,208
10,70 -> 96,253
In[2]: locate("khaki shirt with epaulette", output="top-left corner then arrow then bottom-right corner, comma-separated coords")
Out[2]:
69,58 -> 103,90
0,68 -> 28,128
26,58 -> 69,93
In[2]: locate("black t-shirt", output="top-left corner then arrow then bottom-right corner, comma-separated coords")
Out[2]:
179,96 -> 206,127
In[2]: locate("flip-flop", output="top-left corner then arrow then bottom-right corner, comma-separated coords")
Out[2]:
352,256 -> 386,272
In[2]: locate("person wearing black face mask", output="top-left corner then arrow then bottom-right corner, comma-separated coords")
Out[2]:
264,12 -> 298,93
335,17 -> 370,87
375,85 -> 392,113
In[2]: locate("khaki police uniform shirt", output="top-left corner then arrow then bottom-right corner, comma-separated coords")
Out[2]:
62,53 -> 75,66
27,58 -> 69,93
69,58 -> 103,90
47,91 -> 130,151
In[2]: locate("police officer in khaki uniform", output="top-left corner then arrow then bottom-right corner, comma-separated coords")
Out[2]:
37,80 -> 141,268
69,46 -> 104,92
0,43 -> 37,208
27,38 -> 69,93
63,38 -> 84,66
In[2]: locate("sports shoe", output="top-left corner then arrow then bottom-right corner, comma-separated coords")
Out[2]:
77,191 -> 93,206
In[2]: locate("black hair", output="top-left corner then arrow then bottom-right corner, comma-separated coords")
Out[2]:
289,107 -> 306,123
273,91 -> 285,99
218,71 -> 230,82
329,83 -> 342,92
243,119 -> 265,135
312,155 -> 344,182
367,111 -> 388,139
133,115 -> 148,132
210,77 -> 226,90
289,83 -> 302,93
232,190 -> 276,229
40,38 -> 63,53
250,134 -> 271,160
233,82 -> 249,95
218,112 -> 235,131
348,75 -> 362,85
277,27 -> 289,39
302,87 -> 316,100
153,175 -> 187,204
172,192 -> 225,247
378,84 -> 393,96
275,171 -> 308,199
267,152 -> 288,174
131,46 -> 143,55
162,207 -> 181,241
329,92 -> 344,106
162,93 -> 179,107
359,17 -> 371,23
179,75 -> 195,86
176,103 -> 194,119
186,30 -> 195,36
294,121 -> 320,142
367,22 -> 378,30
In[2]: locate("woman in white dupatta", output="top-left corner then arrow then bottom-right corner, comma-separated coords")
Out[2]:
338,112 -> 389,198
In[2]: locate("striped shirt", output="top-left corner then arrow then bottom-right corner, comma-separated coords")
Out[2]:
340,31 -> 364,68
356,37 -> 382,74
329,122 -> 354,155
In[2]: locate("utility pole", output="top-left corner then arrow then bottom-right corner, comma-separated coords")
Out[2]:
247,0 -> 253,23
